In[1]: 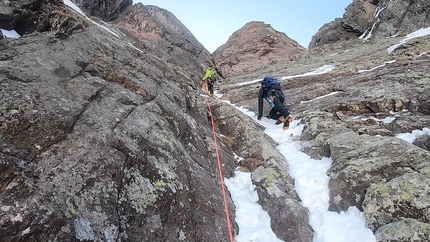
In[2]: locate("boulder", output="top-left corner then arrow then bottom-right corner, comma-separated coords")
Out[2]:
363,166 -> 430,231
327,131 -> 430,212
375,218 -> 430,242
413,134 -> 430,151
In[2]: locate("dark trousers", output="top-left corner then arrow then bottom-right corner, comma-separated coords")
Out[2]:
268,97 -> 289,120
207,78 -> 215,94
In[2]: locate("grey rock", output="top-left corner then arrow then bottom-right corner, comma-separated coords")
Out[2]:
0,4 -> 237,241
375,218 -> 430,242
374,0 -> 430,38
413,134 -> 430,151
110,3 -> 213,65
309,0 -> 430,48
71,0 -> 132,21
307,18 -> 358,49
363,166 -> 430,231
0,0 -> 62,35
327,131 -> 430,212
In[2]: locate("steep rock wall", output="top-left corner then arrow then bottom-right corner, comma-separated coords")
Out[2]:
309,0 -> 430,48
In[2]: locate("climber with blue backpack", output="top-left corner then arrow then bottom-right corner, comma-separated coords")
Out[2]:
257,76 -> 292,130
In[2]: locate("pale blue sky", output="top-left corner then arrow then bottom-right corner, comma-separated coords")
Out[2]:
136,0 -> 353,53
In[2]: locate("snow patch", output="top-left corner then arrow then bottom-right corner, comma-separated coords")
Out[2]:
387,27 -> 430,54
0,28 -> 20,38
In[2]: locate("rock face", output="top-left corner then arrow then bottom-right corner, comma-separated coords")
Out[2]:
0,1 -> 239,241
0,0 -> 64,35
0,1 -> 311,242
111,3 -> 213,64
212,21 -> 306,79
309,0 -> 430,48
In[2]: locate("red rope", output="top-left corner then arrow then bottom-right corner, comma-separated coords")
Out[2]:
203,93 -> 234,242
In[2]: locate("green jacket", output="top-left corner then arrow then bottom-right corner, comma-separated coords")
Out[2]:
202,67 -> 217,81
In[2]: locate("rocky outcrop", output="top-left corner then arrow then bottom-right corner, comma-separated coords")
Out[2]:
328,131 -> 430,212
110,3 -> 213,65
212,21 -> 306,79
307,18 -> 358,49
0,0 -> 64,35
71,0 -> 132,21
363,166 -> 430,232
375,218 -> 430,241
309,0 -> 430,48
372,0 -> 430,38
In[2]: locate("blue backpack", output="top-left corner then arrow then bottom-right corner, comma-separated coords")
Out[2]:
261,76 -> 283,98
260,76 -> 285,107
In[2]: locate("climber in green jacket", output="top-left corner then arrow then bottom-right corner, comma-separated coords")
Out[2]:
202,67 -> 217,97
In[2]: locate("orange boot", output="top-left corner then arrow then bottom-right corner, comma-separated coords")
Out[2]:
275,116 -> 285,125
283,115 -> 292,130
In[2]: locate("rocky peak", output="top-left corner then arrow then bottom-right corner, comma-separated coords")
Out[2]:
212,21 -> 306,78
309,0 -> 430,48
111,3 -> 212,63
145,5 -> 198,45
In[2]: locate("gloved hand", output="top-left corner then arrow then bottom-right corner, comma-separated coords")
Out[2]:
257,115 -> 262,120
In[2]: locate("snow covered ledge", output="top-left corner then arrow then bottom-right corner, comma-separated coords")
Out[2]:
0,28 -> 20,38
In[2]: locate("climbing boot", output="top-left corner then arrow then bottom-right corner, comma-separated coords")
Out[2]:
275,116 -> 285,125
283,120 -> 290,130
283,115 -> 292,130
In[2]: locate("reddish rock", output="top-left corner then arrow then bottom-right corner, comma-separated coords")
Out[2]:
212,21 -> 306,78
